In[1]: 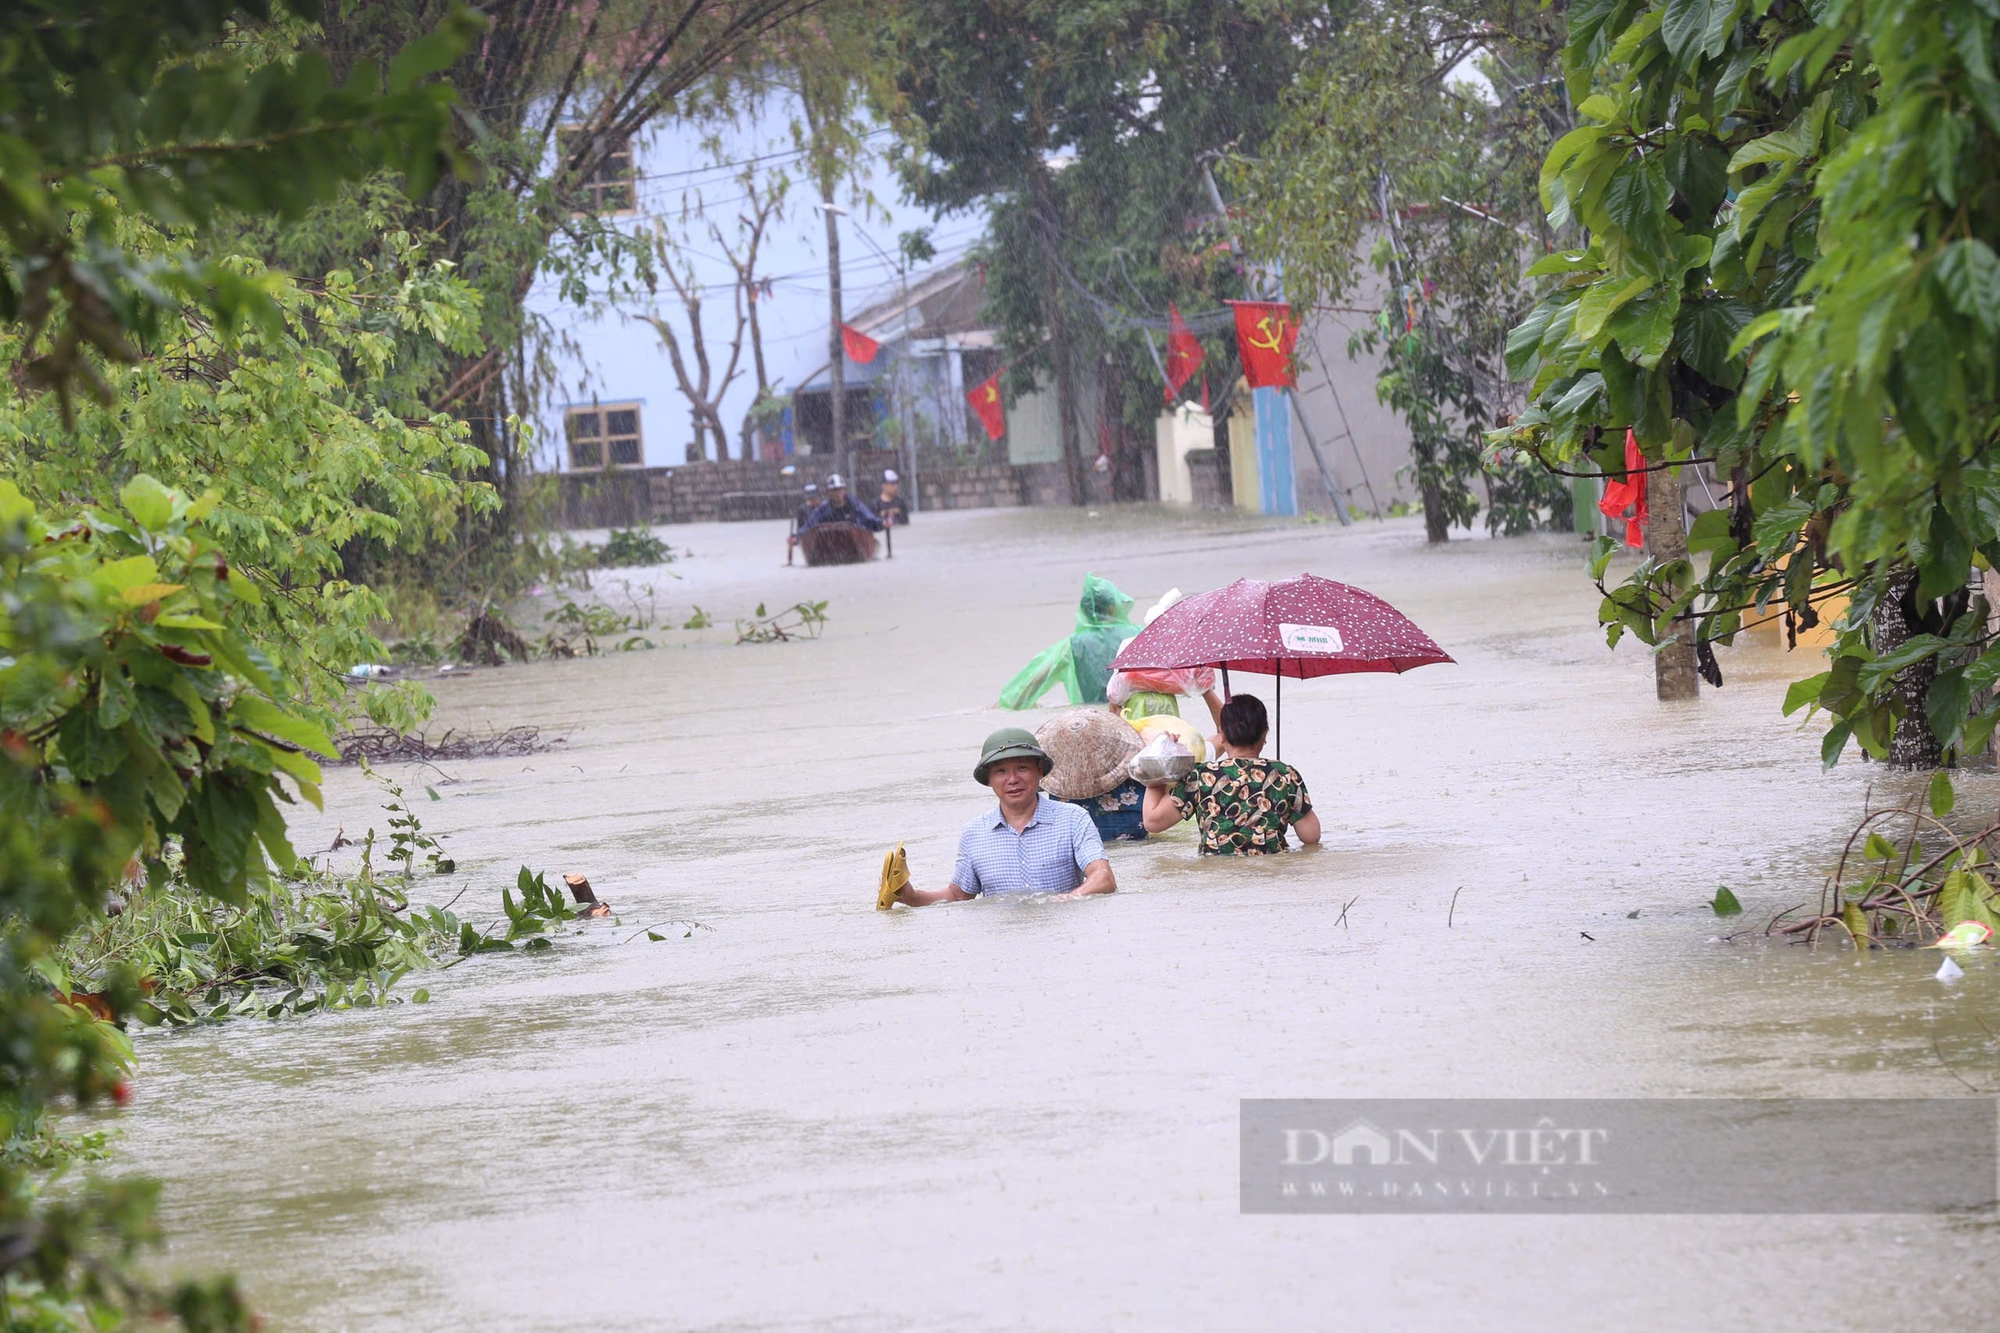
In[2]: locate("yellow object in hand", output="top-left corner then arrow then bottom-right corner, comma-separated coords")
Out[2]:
1134,712 -> 1207,762
877,841 -> 910,910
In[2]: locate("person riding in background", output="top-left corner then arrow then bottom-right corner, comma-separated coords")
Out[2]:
885,728 -> 1116,906
800,473 -> 883,533
1139,694 -> 1320,855
877,468 -> 910,526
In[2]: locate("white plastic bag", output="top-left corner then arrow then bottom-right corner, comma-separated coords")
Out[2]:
1127,732 -> 1196,785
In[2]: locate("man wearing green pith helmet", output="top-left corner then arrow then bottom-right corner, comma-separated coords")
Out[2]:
881,728 -> 1117,907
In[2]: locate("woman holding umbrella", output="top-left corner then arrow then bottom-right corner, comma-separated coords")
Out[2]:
1138,693 -> 1319,855
1114,572 -> 1453,856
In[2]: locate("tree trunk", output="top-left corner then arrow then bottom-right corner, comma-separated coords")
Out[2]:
822,190 -> 845,478
1041,265 -> 1087,505
1646,463 -> 1699,701
1420,476 -> 1449,543
1029,174 -> 1086,505
1873,571 -> 1944,769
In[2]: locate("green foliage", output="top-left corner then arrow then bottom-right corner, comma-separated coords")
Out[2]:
541,597 -> 658,657
0,475 -> 325,1327
0,0 -> 480,424
1236,2 -> 1572,539
1936,867 -> 2000,934
1496,0 -> 2000,767
0,233 -> 497,723
595,528 -> 676,568
0,3 -> 477,1325
734,600 -> 829,644
3,478 -> 333,902
1709,884 -> 1743,915
892,1 -> 1329,489
51,854 -> 591,1026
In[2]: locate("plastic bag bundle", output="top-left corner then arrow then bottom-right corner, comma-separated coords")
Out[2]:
1128,732 -> 1196,785
1106,665 -> 1216,705
1134,713 -> 1207,761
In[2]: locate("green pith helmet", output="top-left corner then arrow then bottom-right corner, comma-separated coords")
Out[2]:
974,728 -> 1054,785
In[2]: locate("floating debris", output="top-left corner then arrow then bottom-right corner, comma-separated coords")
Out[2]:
332,725 -> 558,766
565,873 -> 611,917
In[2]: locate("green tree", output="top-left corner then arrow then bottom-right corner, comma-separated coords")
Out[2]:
1,2 -> 472,1324
255,1 -> 826,613
0,233 -> 492,724
1235,1 -> 1572,540
890,0 -> 1335,504
1495,0 -> 2000,759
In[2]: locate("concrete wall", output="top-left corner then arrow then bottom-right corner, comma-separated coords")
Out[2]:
556,457 -> 1073,527
1154,404 -> 1213,505
1288,266 -> 1419,517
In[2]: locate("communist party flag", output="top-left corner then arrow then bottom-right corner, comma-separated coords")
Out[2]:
1229,300 -> 1299,389
1596,428 -> 1650,548
967,371 -> 1006,440
841,323 -> 880,364
1164,302 -> 1203,403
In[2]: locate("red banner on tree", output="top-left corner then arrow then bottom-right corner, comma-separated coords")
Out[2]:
967,371 -> 1006,440
1229,300 -> 1299,389
1596,428 -> 1649,548
1164,302 -> 1202,402
841,323 -> 880,364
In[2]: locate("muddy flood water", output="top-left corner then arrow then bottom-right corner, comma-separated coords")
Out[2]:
116,507 -> 1996,1330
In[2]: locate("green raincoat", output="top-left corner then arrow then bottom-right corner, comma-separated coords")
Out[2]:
997,574 -> 1136,708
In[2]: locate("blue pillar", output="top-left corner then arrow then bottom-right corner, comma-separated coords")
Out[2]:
1253,386 -> 1297,516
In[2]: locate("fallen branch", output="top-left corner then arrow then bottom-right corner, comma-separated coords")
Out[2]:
332,725 -> 558,766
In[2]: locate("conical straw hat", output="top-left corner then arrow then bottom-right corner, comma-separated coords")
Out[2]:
1035,709 -> 1143,800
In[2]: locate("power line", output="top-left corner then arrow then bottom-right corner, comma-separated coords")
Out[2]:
625,127 -> 895,187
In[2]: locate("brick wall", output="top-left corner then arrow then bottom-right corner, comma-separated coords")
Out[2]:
557,457 -> 1085,528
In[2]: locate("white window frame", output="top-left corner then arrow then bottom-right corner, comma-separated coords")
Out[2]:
565,403 -> 643,471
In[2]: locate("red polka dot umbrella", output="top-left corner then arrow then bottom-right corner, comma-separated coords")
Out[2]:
1110,574 -> 1452,755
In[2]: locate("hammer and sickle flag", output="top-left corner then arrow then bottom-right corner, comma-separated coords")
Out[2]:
967,370 -> 1007,441
1228,299 -> 1299,389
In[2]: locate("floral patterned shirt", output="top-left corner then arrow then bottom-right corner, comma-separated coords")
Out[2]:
1167,756 -> 1313,855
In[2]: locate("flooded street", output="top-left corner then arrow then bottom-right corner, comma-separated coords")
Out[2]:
117,508 -> 1997,1330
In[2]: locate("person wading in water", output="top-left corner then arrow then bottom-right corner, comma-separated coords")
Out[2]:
1139,694 -> 1320,854
880,729 -> 1116,907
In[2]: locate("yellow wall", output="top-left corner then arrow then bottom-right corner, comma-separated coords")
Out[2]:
1227,391 -> 1260,512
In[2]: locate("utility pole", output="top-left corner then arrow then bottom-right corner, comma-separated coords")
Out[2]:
819,195 -> 846,482
843,223 -> 923,515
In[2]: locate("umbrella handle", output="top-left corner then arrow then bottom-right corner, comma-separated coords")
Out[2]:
1221,664 -> 1231,700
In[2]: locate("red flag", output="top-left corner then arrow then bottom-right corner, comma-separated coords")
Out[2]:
1229,300 -> 1299,388
1164,302 -> 1203,403
841,323 -> 879,364
1596,428 -> 1650,548
967,371 -> 1006,441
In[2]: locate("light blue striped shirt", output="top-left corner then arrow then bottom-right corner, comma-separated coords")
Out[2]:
951,793 -> 1107,896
